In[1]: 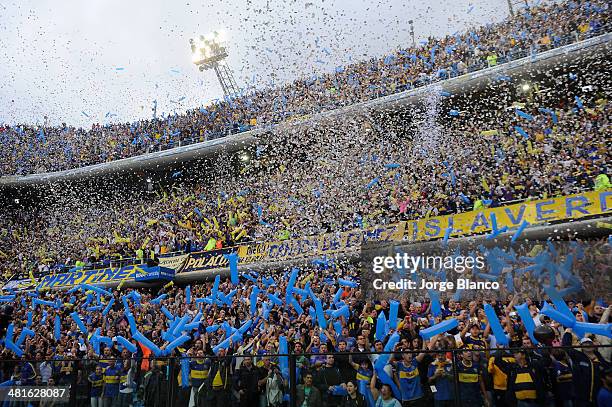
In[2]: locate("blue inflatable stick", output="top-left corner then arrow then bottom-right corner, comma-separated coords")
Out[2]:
164,334 -> 191,355
573,322 -> 612,339
484,303 -> 509,346
161,306 -> 174,320
181,357 -> 190,388
278,336 -> 289,380
81,284 -> 112,297
540,302 -> 576,328
331,305 -> 350,320
419,318 -> 458,340
428,291 -> 441,317
250,288 -> 258,316
515,303 -> 538,344
102,298 -> 115,316
543,288 -> 574,319
133,332 -> 162,356
314,297 -> 327,329
151,294 -> 168,305
70,312 -> 88,334
54,316 -> 61,341
389,300 -> 400,329
375,312 -> 387,341
268,293 -> 284,307
117,336 -> 137,353
224,253 -> 240,285
338,279 -> 358,288
289,296 -> 304,315
185,286 -> 192,304
33,299 -> 55,308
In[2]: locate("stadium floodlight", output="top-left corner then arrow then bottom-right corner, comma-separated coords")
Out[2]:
189,30 -> 240,97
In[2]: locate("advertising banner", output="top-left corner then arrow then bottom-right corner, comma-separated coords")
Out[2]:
180,248 -> 236,273
403,190 -> 611,242
36,264 -> 162,290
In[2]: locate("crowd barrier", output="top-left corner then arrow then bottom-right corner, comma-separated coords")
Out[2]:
0,345 -> 609,407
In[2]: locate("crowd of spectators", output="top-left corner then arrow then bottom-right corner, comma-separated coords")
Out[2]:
0,0 -> 609,177
1,80 -> 609,281
0,260 -> 609,406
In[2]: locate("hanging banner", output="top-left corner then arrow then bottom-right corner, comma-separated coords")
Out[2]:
158,253 -> 189,273
180,248 -> 236,273
238,222 -> 406,263
36,264 -> 171,290
404,189 -> 611,242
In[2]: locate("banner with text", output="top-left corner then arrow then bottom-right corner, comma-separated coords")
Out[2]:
36,264 -> 169,290
237,222 -> 406,263
180,248 -> 236,273
404,189 -> 611,242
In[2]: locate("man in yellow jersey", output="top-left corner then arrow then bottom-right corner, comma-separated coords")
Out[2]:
493,348 -> 550,407
488,348 -> 515,407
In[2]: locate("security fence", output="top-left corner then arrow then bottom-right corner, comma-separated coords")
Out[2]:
0,344 -> 609,407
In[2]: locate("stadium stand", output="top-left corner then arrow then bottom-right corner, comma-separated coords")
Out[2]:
0,1 -> 610,407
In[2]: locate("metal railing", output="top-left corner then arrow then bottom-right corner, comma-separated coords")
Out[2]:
1,344 -> 609,406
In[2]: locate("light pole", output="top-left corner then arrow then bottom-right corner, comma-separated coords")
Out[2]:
190,30 -> 240,98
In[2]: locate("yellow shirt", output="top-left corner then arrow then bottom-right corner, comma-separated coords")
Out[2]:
212,370 -> 223,388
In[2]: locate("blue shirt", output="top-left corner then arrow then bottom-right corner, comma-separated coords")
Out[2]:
88,373 -> 103,397
427,360 -> 454,401
457,360 -> 481,401
597,387 -> 612,407
396,359 -> 422,401
103,363 -> 122,397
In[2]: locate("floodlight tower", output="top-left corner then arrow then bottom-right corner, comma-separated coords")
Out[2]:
190,30 -> 240,97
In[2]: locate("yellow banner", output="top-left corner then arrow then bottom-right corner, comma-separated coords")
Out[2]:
158,253 -> 189,273
404,190 -> 612,242
36,264 -> 146,290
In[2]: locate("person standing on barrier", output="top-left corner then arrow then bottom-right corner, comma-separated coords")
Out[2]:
142,360 -> 167,407
264,364 -> 286,407
488,348 -> 515,407
89,365 -> 104,407
205,347 -> 233,407
457,349 -> 488,407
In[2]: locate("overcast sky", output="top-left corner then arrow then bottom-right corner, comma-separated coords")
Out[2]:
0,0 -> 511,128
